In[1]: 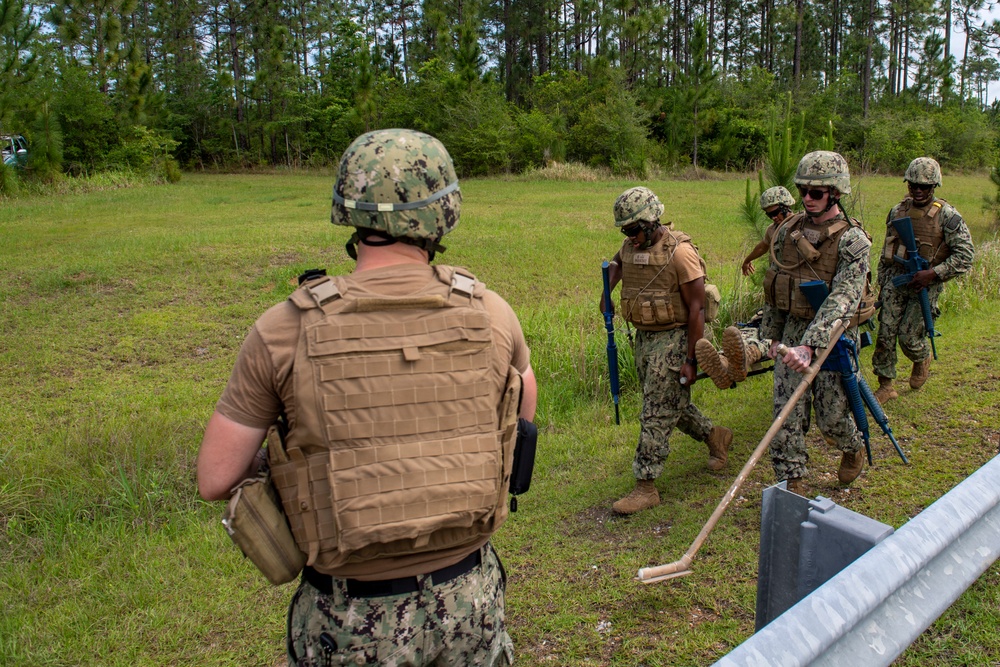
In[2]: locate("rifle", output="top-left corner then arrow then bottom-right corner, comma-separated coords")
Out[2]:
889,216 -> 939,360
602,261 -> 621,425
799,280 -> 909,465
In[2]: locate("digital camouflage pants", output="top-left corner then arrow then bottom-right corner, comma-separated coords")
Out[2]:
286,544 -> 512,667
736,308 -> 771,361
633,328 -> 714,480
770,317 -> 864,481
871,282 -> 942,379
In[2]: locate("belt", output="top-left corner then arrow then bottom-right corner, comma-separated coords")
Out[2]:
303,548 -> 483,598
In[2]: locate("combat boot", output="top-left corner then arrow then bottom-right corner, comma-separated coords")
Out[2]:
910,358 -> 931,389
705,426 -> 732,471
722,326 -> 755,383
873,377 -> 898,403
785,477 -> 807,496
838,449 -> 865,485
612,479 -> 660,515
695,338 -> 734,389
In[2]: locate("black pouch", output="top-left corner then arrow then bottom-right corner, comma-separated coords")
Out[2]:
509,418 -> 538,512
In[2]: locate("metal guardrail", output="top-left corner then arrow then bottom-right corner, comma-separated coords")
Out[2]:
716,453 -> 1000,667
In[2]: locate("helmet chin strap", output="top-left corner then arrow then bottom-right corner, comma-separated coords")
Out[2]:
637,220 -> 660,249
806,194 -> 840,218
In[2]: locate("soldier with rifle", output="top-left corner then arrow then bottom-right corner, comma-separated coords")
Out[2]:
600,186 -> 733,515
760,151 -> 875,496
871,157 -> 975,403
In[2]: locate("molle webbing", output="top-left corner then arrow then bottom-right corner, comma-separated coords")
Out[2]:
885,199 -> 950,266
620,231 -> 705,331
764,214 -> 851,319
273,268 -> 513,571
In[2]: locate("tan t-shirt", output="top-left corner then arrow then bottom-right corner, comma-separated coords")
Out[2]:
216,262 -> 530,578
669,240 -> 706,285
764,221 -> 778,245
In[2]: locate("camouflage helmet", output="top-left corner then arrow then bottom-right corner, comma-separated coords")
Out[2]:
332,129 -> 461,245
759,186 -> 795,210
614,187 -> 664,227
904,157 -> 942,187
794,150 -> 851,196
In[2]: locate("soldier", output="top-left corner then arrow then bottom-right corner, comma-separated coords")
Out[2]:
601,186 -> 733,515
871,157 -> 975,402
696,186 -> 794,389
741,186 -> 796,275
197,129 -> 537,666
761,151 -> 872,496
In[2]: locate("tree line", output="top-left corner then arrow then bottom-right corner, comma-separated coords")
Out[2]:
1,0 -> 999,182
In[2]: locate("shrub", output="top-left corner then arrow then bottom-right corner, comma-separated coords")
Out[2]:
569,88 -> 651,177
438,86 -> 516,176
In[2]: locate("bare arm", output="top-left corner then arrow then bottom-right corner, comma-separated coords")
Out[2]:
519,364 -> 538,421
741,239 -> 770,275
599,252 -> 623,314
679,277 -> 706,386
197,411 -> 268,501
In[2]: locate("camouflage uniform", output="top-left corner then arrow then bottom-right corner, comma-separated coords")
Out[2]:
761,152 -> 870,482
633,327 -> 714,479
731,309 -> 771,365
872,161 -> 975,379
288,544 -> 512,667
608,187 -> 729,506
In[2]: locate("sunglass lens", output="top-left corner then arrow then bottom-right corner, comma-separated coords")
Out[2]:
797,187 -> 827,200
622,225 -> 642,237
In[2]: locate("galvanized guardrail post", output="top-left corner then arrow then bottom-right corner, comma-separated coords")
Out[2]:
716,453 -> 1000,666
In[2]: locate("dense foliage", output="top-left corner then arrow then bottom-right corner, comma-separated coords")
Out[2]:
2,0 -> 1000,181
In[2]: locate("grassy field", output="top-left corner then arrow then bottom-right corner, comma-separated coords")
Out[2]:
1,171 -> 998,666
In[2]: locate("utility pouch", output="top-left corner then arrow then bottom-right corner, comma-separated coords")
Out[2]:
763,268 -> 777,307
508,418 -> 538,512
704,283 -> 721,322
774,273 -> 792,312
223,470 -> 306,585
790,230 -> 821,263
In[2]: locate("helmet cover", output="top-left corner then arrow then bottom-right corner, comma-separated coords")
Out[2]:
759,186 -> 796,210
904,157 -> 942,187
794,150 -> 851,196
332,129 -> 461,243
614,187 -> 664,227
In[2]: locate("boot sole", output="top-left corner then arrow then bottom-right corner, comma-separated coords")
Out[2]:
695,338 -> 733,389
722,327 -> 748,382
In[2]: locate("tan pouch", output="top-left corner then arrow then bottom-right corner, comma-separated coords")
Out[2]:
704,283 -> 721,322
763,268 -> 777,306
640,301 -> 654,325
653,298 -> 673,324
774,273 -> 792,311
223,472 -> 306,585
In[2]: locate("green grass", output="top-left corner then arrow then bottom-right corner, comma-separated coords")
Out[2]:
1,172 -> 998,666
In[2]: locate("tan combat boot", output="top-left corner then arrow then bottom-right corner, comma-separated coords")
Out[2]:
722,326 -> 757,383
706,426 -> 732,471
838,449 -> 865,485
695,338 -> 734,389
873,377 -> 898,403
612,479 -> 661,515
785,477 -> 807,496
910,358 -> 931,389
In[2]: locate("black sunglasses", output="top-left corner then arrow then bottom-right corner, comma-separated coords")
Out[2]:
797,186 -> 829,200
764,207 -> 784,219
908,182 -> 934,192
621,224 -> 643,237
